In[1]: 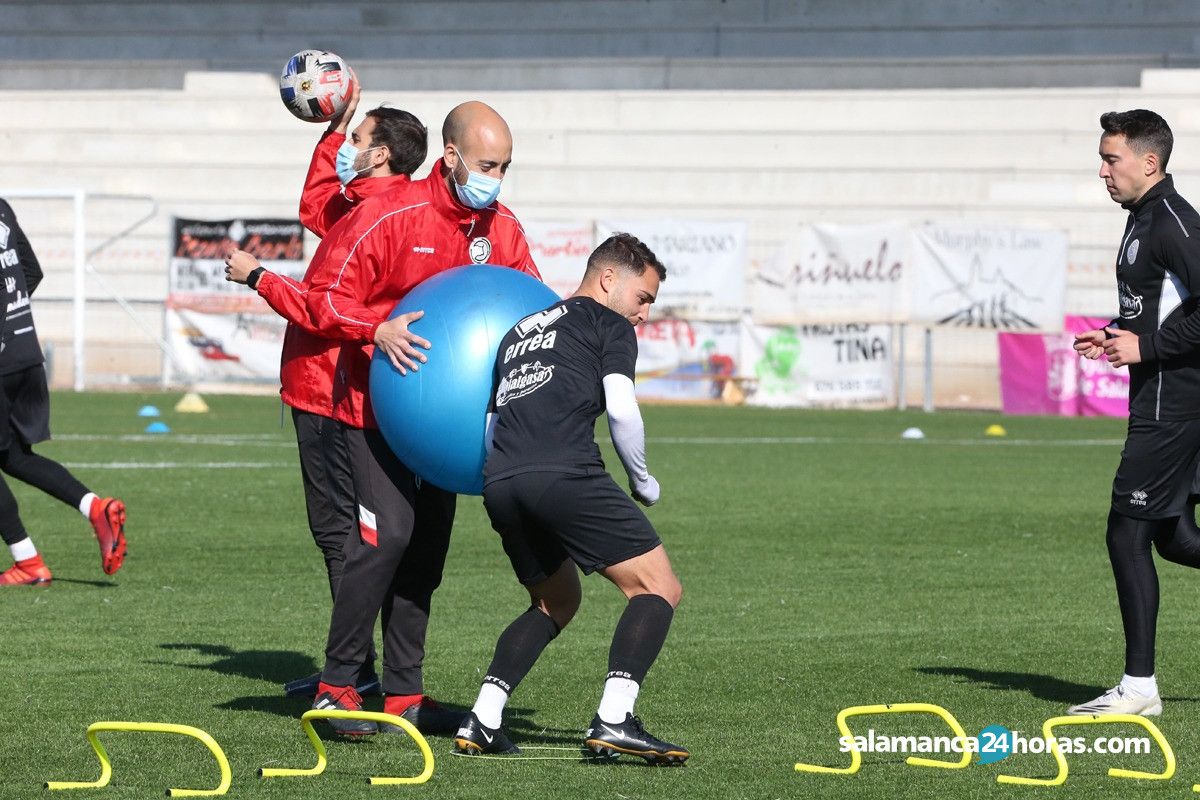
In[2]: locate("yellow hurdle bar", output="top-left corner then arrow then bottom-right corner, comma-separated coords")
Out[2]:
997,713 -> 1174,787
46,721 -> 232,797
259,709 -> 435,786
795,702 -> 972,775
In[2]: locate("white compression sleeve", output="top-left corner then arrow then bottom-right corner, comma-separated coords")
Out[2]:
484,412 -> 497,455
603,374 -> 651,487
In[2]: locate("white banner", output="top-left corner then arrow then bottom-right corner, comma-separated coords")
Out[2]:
741,323 -> 893,407
164,307 -> 290,383
596,219 -> 746,318
633,318 -> 741,401
166,217 -> 307,384
753,223 -> 910,324
911,224 -> 1068,331
523,220 -> 593,298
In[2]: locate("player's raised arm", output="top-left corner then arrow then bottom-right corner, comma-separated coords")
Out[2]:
299,82 -> 361,237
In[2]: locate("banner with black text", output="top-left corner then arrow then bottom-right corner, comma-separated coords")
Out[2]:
741,322 -> 893,407
596,219 -> 746,318
165,217 -> 306,384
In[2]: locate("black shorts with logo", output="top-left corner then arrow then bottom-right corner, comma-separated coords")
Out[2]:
483,468 -> 661,586
0,365 -> 50,450
1112,415 -> 1200,520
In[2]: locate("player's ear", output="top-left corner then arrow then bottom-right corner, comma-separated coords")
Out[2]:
599,266 -> 617,293
1145,151 -> 1160,176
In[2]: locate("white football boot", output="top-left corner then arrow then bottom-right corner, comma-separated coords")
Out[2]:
1067,684 -> 1162,716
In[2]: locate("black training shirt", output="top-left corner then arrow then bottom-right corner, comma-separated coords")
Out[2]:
484,296 -> 638,482
1108,176 -> 1200,420
0,200 -> 44,375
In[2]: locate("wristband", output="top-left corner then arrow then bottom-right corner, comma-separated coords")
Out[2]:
247,267 -> 265,290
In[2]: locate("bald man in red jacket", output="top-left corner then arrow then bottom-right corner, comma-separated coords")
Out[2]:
300,101 -> 541,737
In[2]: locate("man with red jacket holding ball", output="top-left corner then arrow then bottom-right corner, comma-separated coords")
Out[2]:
226,83 -> 425,699
300,100 -> 540,737
231,98 -> 540,736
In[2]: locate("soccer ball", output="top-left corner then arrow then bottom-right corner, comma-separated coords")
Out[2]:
279,49 -> 356,123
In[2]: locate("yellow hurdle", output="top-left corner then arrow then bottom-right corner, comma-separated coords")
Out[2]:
259,709 -> 435,786
795,702 -> 972,775
996,714 -> 1174,787
46,721 -> 231,797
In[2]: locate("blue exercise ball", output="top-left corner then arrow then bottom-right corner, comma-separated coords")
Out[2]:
369,265 -> 561,495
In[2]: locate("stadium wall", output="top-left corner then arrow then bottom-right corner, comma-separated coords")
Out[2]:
8,68 -> 1200,405
2,0 -> 1198,94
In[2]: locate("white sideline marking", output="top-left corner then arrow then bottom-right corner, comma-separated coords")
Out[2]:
55,434 -> 292,447
63,461 -> 292,470
57,433 -> 282,440
638,436 -> 1125,447
54,434 -> 1124,450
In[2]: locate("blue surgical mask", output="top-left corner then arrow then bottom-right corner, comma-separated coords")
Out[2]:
451,148 -> 502,209
335,141 -> 379,186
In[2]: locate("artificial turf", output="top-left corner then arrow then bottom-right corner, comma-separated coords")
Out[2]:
4,392 -> 1193,799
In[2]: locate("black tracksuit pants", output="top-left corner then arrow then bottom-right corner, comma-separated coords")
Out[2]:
320,426 -> 456,695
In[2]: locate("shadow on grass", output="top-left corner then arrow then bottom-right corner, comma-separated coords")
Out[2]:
213,692 -> 587,750
920,665 -> 1200,705
154,642 -> 317,683
53,577 -> 119,587
154,643 -> 653,747
217,693 -> 311,720
915,666 -> 1105,703
504,711 -> 588,747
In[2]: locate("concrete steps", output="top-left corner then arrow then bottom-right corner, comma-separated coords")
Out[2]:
2,67 -> 1197,391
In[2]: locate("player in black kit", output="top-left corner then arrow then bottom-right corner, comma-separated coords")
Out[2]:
0,199 -> 127,586
1070,110 -> 1200,715
453,233 -> 688,764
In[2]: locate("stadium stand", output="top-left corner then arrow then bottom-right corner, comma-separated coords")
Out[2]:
3,1 -> 1200,404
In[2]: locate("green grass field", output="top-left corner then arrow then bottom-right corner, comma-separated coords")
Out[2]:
6,392 -> 1198,799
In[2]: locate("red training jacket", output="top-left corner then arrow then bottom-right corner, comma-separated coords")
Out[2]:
259,132 -> 411,417
304,158 -> 541,429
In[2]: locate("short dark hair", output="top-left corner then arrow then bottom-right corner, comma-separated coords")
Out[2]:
1100,109 -> 1173,172
365,107 -> 428,177
585,232 -> 666,281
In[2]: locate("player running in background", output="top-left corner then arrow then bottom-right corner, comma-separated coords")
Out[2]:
0,199 -> 126,586
224,84 -> 427,697
454,233 -> 689,764
1071,110 -> 1200,715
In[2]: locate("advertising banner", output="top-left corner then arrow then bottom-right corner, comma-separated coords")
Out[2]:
522,220 -> 594,299
742,323 -> 893,407
753,223 -> 910,324
997,315 -> 1129,417
596,219 -> 746,317
165,217 -> 305,384
633,318 -> 741,401
912,224 -> 1068,331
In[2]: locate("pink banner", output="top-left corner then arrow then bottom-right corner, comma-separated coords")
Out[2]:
998,315 -> 1129,417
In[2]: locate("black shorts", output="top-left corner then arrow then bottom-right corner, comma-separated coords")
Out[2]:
483,469 -> 661,586
0,365 -> 50,450
1112,415 -> 1200,520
